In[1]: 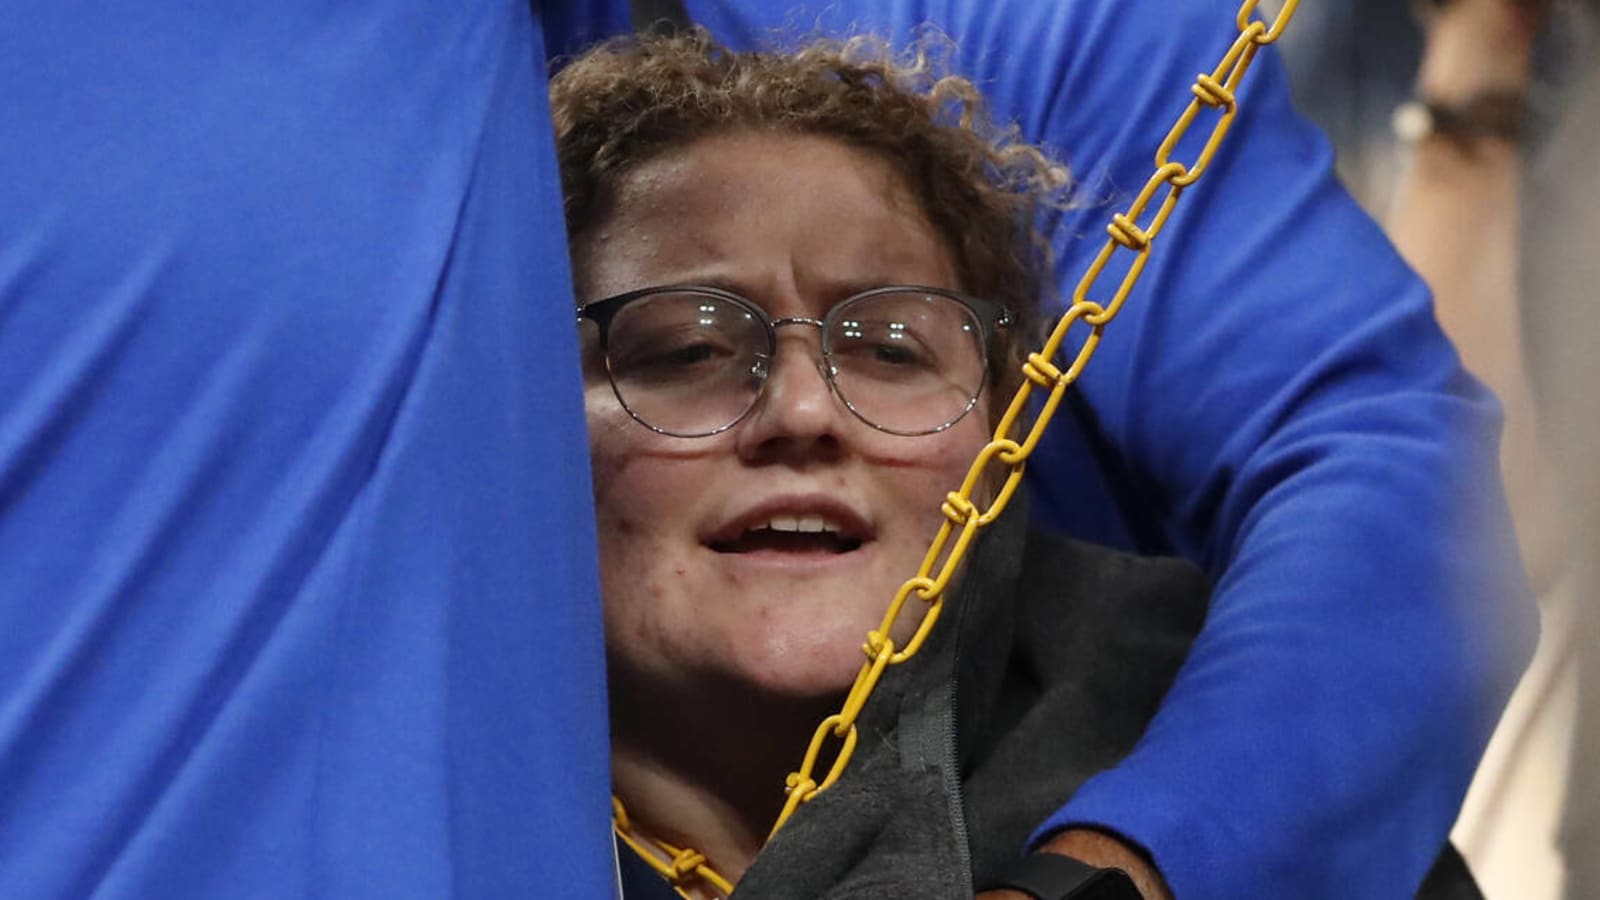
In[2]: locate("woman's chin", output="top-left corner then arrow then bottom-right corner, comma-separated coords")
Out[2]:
736,667 -> 858,706
722,623 -> 883,701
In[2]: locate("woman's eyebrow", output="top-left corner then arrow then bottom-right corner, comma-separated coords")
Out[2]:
669,272 -> 938,305
637,264 -> 758,298
682,275 -> 757,296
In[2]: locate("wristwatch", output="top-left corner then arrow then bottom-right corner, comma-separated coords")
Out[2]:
978,853 -> 1144,900
1391,91 -> 1529,147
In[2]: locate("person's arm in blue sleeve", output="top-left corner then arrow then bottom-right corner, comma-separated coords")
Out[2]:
1009,5 -> 1535,898
675,1 -> 1537,897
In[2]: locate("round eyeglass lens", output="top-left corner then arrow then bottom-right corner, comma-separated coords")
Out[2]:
825,290 -> 988,434
602,290 -> 769,436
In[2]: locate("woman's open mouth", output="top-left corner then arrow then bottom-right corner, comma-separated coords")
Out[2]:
709,515 -> 865,555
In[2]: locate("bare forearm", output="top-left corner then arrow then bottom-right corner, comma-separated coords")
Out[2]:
1387,0 -> 1565,592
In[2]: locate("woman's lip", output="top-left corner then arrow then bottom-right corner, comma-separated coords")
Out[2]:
702,540 -> 875,573
701,493 -> 875,545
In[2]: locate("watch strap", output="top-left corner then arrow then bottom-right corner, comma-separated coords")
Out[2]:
978,853 -> 1144,900
1392,91 -> 1529,146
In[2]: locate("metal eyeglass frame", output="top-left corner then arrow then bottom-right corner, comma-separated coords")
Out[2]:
576,284 -> 1012,438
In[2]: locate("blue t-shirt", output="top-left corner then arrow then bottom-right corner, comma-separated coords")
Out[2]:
2,3 -> 611,897
1,1 -> 1534,898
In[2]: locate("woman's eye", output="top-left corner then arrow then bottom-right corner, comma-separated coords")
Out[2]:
614,337 -> 734,377
661,343 -> 720,366
870,342 -> 922,366
835,327 -> 936,372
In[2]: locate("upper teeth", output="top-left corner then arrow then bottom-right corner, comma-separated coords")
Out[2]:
762,515 -> 840,534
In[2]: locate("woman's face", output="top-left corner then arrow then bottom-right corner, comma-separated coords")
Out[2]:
577,132 -> 992,702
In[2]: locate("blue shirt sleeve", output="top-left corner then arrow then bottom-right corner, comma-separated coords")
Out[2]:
685,1 -> 1537,897
0,3 -> 614,897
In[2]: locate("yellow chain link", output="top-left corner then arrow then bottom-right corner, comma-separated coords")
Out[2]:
615,797 -> 737,898
613,0 -> 1300,888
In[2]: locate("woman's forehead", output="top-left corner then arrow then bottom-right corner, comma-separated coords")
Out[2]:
579,132 -> 958,300
612,132 -> 921,218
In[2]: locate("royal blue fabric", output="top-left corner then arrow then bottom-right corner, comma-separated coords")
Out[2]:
1,1 -> 1534,899
1,3 -> 613,897
614,1 -> 1532,897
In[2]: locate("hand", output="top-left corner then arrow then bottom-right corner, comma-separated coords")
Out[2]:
974,828 -> 1172,900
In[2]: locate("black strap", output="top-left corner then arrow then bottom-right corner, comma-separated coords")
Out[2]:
977,853 -> 1142,900
629,0 -> 691,35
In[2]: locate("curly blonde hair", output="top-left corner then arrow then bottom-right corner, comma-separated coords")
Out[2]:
550,29 -> 1073,391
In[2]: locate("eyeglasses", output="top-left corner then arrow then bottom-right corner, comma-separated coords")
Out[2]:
577,285 -> 1011,438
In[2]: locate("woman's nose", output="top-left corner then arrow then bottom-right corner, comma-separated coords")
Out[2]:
735,332 -> 846,461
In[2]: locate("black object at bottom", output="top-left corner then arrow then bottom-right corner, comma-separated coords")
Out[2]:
977,853 -> 1143,900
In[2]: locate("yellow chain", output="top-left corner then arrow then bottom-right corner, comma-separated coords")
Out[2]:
613,0 -> 1301,887
769,0 -> 1302,836
614,798 -> 737,898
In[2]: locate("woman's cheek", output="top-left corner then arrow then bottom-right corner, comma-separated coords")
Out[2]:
591,449 -> 702,566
